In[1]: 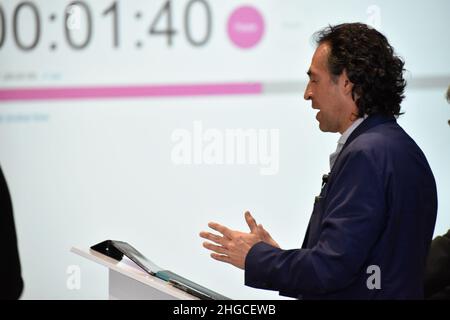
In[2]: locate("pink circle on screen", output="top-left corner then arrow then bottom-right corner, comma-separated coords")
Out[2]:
227,6 -> 265,49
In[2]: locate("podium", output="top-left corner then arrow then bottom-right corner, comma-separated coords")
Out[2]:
71,247 -> 199,300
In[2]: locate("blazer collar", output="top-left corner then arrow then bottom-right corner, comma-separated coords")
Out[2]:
327,114 -> 397,177
342,114 -> 396,152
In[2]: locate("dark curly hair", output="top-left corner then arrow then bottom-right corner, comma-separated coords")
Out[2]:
314,23 -> 406,117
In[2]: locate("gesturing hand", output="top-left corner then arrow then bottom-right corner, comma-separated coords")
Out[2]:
199,211 -> 280,270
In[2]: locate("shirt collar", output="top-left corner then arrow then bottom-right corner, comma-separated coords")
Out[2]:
337,115 -> 367,146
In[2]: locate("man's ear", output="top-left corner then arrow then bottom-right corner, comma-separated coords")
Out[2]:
341,70 -> 354,96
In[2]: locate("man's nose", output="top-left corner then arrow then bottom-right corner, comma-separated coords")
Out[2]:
304,83 -> 312,101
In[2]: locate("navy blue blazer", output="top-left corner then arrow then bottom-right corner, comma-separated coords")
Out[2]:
245,115 -> 438,299
0,165 -> 23,299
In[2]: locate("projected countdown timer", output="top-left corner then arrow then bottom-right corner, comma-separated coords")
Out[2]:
0,0 -> 265,51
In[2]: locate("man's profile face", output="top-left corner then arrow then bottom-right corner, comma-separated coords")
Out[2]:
304,43 -> 351,134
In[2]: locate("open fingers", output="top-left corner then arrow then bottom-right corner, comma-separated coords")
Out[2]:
208,222 -> 233,238
199,231 -> 225,245
257,224 -> 268,238
245,211 -> 258,233
210,253 -> 231,265
202,242 -> 228,255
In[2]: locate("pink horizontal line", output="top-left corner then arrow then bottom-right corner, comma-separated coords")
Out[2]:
0,83 -> 262,101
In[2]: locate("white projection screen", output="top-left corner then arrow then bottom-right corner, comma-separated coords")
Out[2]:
0,0 -> 449,299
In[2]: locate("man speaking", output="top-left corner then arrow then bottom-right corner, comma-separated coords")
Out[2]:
200,23 -> 438,299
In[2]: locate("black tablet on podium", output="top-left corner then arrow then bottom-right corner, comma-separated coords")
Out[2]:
91,240 -> 230,300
